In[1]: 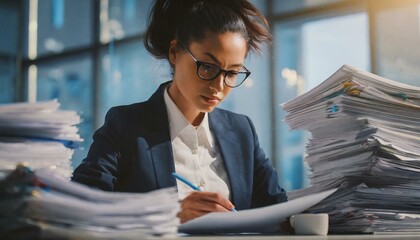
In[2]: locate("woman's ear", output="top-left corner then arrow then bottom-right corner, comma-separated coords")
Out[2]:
168,40 -> 180,66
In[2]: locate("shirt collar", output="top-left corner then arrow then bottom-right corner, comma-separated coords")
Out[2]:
164,85 -> 213,145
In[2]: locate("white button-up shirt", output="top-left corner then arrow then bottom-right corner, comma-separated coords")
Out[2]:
164,86 -> 231,200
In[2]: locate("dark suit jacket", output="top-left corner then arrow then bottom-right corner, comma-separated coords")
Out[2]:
72,81 -> 287,210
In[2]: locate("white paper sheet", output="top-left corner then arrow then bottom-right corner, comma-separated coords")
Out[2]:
178,188 -> 337,234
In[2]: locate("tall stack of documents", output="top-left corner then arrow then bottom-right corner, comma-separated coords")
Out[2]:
0,100 -> 82,178
0,166 -> 180,239
282,64 -> 420,233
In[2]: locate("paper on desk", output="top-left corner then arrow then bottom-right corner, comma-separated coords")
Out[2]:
4,168 -> 181,237
178,188 -> 336,234
280,64 -> 420,233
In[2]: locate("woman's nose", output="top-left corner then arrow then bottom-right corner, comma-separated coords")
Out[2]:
210,72 -> 226,92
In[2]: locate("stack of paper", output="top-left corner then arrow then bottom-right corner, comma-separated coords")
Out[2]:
0,166 -> 180,239
282,64 -> 420,233
0,100 -> 82,178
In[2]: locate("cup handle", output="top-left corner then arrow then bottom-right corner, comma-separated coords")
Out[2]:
289,215 -> 295,228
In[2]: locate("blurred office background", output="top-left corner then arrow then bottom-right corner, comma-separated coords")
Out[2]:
1,0 -> 419,190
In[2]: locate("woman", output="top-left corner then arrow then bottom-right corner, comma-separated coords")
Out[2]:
72,0 -> 287,224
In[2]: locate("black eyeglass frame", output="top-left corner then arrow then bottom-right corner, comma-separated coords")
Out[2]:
183,48 -> 251,88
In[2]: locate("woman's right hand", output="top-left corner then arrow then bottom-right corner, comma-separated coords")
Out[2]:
177,191 -> 236,224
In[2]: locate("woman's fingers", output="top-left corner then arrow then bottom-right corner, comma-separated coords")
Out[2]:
178,191 -> 235,223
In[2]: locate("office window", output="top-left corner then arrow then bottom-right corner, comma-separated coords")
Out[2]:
24,0 -> 93,58
374,3 -> 420,86
249,0 -> 267,14
0,59 -> 15,103
0,2 -> 19,103
274,12 -> 370,190
98,41 -> 168,125
0,3 -> 19,55
24,55 -> 94,168
100,0 -> 153,43
273,0 -> 346,14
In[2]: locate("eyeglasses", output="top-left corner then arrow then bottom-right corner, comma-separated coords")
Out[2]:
184,48 -> 251,88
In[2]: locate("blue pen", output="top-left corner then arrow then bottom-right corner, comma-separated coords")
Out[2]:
172,172 -> 201,191
171,172 -> 237,212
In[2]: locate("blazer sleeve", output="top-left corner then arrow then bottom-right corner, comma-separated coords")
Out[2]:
72,107 -> 125,191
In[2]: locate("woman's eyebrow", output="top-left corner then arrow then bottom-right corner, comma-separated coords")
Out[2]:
203,52 -> 244,68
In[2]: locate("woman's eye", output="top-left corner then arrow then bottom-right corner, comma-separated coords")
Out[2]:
227,71 -> 239,77
201,64 -> 218,74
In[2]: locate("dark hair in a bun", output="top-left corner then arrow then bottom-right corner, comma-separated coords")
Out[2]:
144,0 -> 272,60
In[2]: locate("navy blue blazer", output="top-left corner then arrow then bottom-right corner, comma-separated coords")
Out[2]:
72,81 -> 287,210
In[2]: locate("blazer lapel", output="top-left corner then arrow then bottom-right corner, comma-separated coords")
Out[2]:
145,82 -> 176,189
149,134 -> 175,188
209,110 -> 246,209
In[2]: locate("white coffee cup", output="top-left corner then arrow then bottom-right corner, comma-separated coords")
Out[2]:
289,213 -> 329,235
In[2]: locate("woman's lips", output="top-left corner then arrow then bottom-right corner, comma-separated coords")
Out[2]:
202,95 -> 221,104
